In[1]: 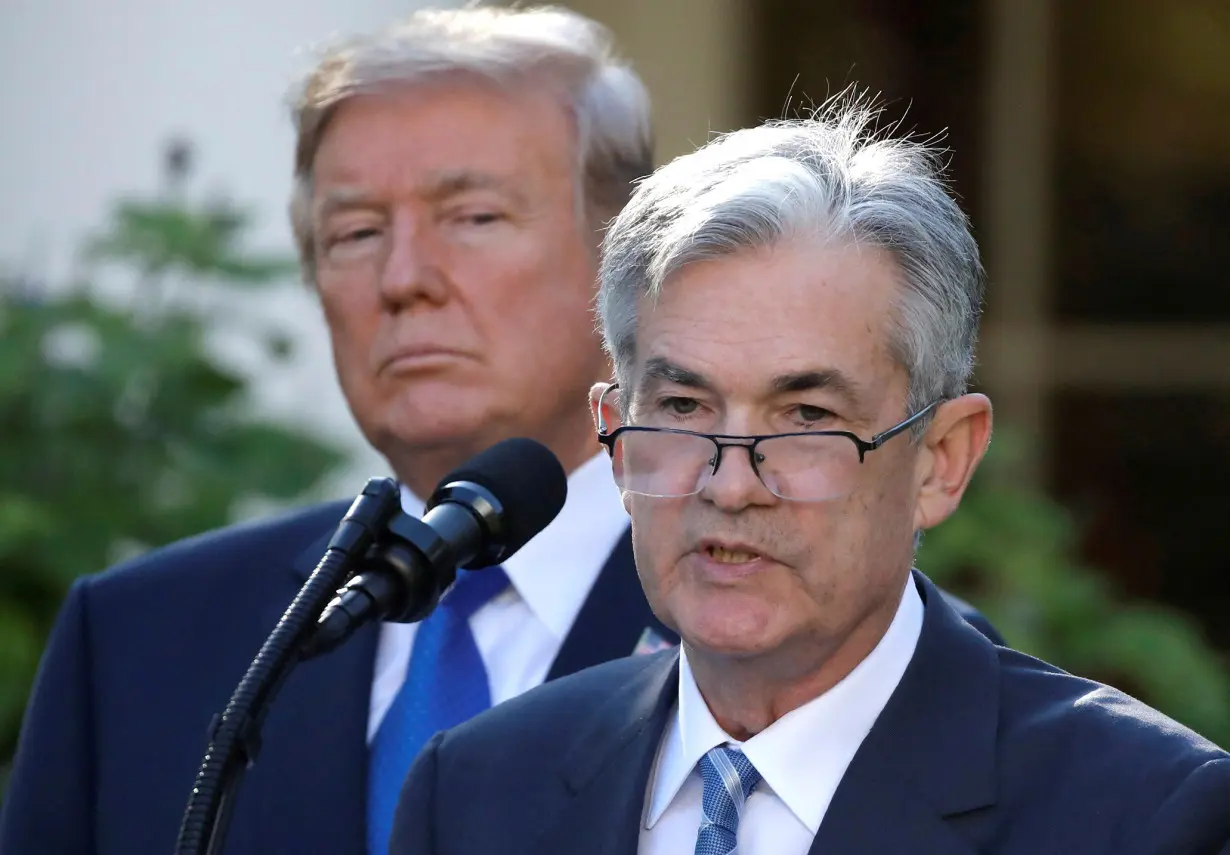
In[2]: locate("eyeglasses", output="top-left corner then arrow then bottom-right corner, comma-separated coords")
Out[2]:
595,384 -> 940,503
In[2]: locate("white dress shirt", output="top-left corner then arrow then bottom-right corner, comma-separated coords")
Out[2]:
639,574 -> 924,855
366,451 -> 631,742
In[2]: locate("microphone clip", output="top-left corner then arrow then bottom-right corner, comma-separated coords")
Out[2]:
300,480 -> 507,658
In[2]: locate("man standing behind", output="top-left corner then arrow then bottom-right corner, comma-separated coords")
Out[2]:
2,9 -> 664,854
0,9 -> 999,855
389,99 -> 1230,855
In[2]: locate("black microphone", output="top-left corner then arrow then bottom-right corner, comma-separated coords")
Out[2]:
302,437 -> 567,658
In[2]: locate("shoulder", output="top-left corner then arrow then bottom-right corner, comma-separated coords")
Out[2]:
435,651 -> 675,769
998,645 -> 1224,757
455,650 -> 673,739
394,653 -> 674,852
80,499 -> 349,600
44,499 -> 354,720
937,590 -> 1005,645
995,646 -> 1228,805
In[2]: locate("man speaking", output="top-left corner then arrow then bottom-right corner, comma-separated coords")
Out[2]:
388,98 -> 1230,854
0,8 -> 1001,855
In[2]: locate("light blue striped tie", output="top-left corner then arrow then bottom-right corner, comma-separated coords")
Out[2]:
366,566 -> 510,855
694,746 -> 763,855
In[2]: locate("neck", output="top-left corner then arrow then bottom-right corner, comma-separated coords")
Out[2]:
685,581 -> 905,741
389,415 -> 601,499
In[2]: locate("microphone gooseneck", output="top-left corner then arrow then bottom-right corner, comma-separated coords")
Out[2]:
173,437 -> 568,855
174,478 -> 403,855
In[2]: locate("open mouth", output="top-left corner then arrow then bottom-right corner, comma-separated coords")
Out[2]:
704,545 -> 762,564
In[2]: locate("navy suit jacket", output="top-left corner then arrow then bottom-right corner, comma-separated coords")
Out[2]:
390,571 -> 1230,855
0,501 -> 1001,855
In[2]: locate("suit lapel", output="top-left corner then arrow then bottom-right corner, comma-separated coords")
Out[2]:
808,777 -> 983,855
226,510 -> 377,855
547,527 -> 679,681
807,571 -> 999,855
536,651 -> 680,855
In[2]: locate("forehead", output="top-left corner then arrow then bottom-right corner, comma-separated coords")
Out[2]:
310,78 -> 577,198
633,240 -> 904,399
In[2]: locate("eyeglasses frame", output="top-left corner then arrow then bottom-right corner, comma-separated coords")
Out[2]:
594,382 -> 942,500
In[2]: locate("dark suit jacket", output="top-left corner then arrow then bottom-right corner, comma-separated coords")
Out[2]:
0,500 -> 674,855
0,501 -> 1001,855
390,571 -> 1230,855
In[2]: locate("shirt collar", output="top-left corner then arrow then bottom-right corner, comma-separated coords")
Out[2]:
644,573 -> 924,832
398,450 -> 629,639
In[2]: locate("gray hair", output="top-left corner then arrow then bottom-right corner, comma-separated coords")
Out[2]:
598,95 -> 985,429
287,4 -> 654,284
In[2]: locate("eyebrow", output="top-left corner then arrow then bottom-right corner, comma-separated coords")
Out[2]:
420,169 -> 525,206
314,171 -> 526,221
771,369 -> 860,399
636,357 -> 715,397
638,359 -> 870,416
772,368 -> 872,420
314,187 -> 380,220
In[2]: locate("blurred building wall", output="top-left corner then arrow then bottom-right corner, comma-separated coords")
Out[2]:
554,0 -> 754,166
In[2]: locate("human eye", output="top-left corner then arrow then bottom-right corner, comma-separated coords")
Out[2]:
790,403 -> 835,429
459,211 -> 505,226
444,199 -> 509,228
321,220 -> 384,263
333,226 -> 382,244
642,395 -> 707,426
661,396 -> 700,415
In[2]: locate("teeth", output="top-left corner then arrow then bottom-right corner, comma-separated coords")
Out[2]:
707,546 -> 758,564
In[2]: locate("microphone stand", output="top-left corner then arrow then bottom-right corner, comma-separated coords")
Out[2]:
174,474 -> 504,854
173,478 -> 402,855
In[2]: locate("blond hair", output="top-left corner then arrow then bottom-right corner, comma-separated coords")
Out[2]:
287,5 -> 654,284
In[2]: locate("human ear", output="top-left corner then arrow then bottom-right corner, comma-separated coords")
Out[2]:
912,394 -> 993,531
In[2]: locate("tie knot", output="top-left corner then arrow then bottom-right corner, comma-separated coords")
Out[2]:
694,747 -> 761,854
437,566 -> 510,621
698,746 -> 762,806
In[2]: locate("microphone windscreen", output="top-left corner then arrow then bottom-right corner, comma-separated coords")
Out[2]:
432,437 -> 568,558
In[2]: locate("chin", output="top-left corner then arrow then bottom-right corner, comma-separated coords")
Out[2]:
675,592 -> 783,659
379,394 -> 494,445
687,633 -> 777,660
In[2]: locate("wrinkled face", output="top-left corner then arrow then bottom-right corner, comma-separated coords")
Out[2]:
601,240 -> 950,667
311,79 -> 608,483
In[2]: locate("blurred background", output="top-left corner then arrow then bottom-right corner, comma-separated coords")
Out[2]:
2,0 -> 1228,794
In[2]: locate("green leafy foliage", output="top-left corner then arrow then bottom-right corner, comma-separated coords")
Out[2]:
85,200 -> 298,282
918,433 -> 1230,748
0,153 -> 345,794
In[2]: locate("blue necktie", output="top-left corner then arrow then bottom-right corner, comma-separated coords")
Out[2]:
694,746 -> 763,855
366,566 -> 510,855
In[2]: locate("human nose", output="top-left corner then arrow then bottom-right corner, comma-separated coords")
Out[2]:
378,211 -> 449,309
701,440 -> 775,511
